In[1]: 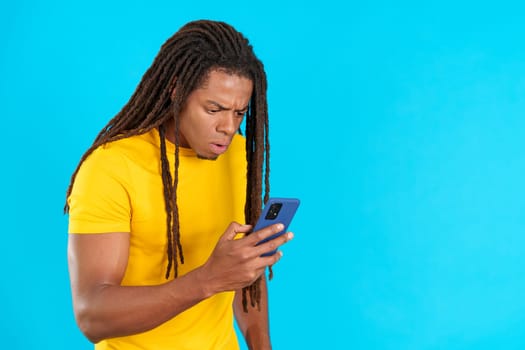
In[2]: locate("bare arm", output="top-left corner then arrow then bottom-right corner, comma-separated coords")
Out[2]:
234,276 -> 271,350
68,232 -> 211,343
68,222 -> 291,343
233,231 -> 294,350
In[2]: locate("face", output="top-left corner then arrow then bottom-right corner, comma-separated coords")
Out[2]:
171,69 -> 253,160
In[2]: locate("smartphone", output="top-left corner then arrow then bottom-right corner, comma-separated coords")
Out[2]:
253,198 -> 300,256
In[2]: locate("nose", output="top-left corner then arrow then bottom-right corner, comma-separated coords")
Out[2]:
217,112 -> 237,136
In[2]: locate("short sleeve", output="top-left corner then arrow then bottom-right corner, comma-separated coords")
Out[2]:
67,146 -> 132,234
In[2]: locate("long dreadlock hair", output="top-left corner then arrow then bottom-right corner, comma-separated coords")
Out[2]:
64,20 -> 270,311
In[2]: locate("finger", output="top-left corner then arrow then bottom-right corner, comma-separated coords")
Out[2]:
245,223 -> 285,246
255,231 -> 293,256
222,222 -> 253,241
255,250 -> 284,268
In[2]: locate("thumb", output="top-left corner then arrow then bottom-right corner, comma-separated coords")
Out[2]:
222,222 -> 252,241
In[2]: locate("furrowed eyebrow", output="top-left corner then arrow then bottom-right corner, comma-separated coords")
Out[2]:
206,100 -> 249,112
207,101 -> 228,110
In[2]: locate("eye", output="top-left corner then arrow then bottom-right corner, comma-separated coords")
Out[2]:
236,111 -> 247,117
207,109 -> 220,114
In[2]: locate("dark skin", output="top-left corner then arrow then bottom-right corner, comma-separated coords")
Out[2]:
68,223 -> 292,344
68,70 -> 293,349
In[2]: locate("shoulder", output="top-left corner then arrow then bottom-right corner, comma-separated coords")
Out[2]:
229,134 -> 246,154
223,134 -> 246,164
83,130 -> 158,169
102,130 -> 159,160
73,132 -> 155,192
217,134 -> 246,172
72,142 -> 131,197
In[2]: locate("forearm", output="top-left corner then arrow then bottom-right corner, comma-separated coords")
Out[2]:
74,269 -> 210,343
69,223 -> 289,345
234,276 -> 272,350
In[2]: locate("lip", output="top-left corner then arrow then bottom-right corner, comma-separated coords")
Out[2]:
209,142 -> 230,155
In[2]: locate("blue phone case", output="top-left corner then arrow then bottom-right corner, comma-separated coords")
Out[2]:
253,198 -> 300,256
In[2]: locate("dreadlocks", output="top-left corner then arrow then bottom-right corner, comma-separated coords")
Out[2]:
64,20 -> 270,312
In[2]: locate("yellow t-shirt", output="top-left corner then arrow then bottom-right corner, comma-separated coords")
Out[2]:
68,128 -> 247,350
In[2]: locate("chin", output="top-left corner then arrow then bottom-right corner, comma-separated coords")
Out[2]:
197,154 -> 219,161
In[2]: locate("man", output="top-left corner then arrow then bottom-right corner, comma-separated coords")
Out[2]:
65,20 -> 293,349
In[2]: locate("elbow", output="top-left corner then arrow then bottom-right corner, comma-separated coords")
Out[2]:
78,320 -> 104,344
74,302 -> 106,344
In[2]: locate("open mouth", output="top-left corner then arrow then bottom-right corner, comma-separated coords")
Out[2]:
210,143 -> 228,155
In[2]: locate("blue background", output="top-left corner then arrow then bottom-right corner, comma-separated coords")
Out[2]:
2,1 -> 524,349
